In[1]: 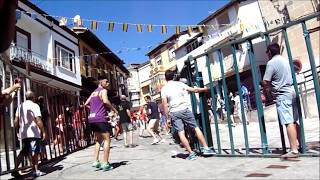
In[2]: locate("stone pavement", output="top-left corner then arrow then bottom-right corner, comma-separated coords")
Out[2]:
1,120 -> 319,180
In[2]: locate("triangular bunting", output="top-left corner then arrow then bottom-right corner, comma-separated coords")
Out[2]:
108,22 -> 114,32
123,23 -> 128,32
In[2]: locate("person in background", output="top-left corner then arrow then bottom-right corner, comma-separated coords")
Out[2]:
37,96 -> 48,161
145,95 -> 165,145
0,77 -> 21,105
117,95 -> 134,148
234,91 -> 249,125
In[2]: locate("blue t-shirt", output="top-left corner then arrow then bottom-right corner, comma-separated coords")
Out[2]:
263,55 -> 295,101
147,101 -> 160,119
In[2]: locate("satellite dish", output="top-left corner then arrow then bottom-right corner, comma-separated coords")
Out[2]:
73,15 -> 81,23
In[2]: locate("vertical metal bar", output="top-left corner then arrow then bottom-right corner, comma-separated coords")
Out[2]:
301,21 -> 320,117
205,54 -> 222,154
247,40 -> 269,154
194,59 -> 209,146
282,28 -> 306,153
3,71 -> 11,171
217,49 -> 235,154
231,44 -> 250,155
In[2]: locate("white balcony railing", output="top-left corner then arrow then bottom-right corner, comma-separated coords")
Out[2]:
9,46 -> 53,74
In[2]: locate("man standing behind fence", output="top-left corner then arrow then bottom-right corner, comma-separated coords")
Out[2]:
161,70 -> 215,161
262,43 -> 300,158
12,91 -> 46,177
84,76 -> 118,171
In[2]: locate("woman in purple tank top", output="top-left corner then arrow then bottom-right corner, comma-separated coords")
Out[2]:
83,76 -> 118,171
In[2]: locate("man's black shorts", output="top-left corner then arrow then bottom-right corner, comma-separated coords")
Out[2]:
21,138 -> 41,156
90,122 -> 111,133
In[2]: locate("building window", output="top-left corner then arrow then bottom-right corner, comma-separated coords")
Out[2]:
155,55 -> 162,65
216,11 -> 230,28
55,41 -> 75,73
15,27 -> 31,50
168,47 -> 175,61
186,40 -> 202,53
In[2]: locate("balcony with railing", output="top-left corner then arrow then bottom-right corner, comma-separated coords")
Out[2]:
9,45 -> 53,74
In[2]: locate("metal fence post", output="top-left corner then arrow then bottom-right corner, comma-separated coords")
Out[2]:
231,44 -> 250,155
217,49 -> 235,154
282,28 -> 307,153
247,40 -> 269,154
205,54 -> 222,154
301,21 -> 320,117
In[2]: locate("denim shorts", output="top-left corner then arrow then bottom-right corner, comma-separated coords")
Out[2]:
170,109 -> 198,132
276,99 -> 296,125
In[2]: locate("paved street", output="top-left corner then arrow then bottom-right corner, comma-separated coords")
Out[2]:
1,117 -> 319,179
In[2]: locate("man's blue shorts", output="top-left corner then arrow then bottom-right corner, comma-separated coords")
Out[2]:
276,99 -> 296,125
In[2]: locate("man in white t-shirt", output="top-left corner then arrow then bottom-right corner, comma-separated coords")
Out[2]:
12,91 -> 46,178
161,70 -> 215,161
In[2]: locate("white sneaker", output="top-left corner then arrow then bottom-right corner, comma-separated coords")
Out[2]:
33,170 -> 46,177
160,139 -> 166,143
151,138 -> 159,145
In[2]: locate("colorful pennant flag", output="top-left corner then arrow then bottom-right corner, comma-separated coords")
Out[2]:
176,26 -> 181,34
161,25 -> 167,34
108,22 -> 114,32
147,24 -> 153,32
187,26 -> 193,35
198,25 -> 204,33
59,17 -> 67,26
91,20 -> 98,30
137,24 -> 142,32
123,23 -> 128,32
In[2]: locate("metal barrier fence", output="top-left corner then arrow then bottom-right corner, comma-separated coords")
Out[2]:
182,12 -> 320,157
0,56 -> 95,175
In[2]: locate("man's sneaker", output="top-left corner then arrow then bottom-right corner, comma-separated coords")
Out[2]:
33,170 -> 46,177
202,148 -> 216,156
281,150 -> 299,158
159,139 -> 166,143
186,152 -> 197,161
11,171 -> 22,177
92,160 -> 101,168
100,163 -> 113,171
151,138 -> 160,145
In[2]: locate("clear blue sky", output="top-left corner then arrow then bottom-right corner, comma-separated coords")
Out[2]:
31,0 -> 229,66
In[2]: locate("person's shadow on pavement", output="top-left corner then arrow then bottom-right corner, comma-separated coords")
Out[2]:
110,161 -> 129,169
9,165 -> 64,180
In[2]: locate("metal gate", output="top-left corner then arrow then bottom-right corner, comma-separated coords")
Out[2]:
0,55 -> 95,175
181,12 -> 320,157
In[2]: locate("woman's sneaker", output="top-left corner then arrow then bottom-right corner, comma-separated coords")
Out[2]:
281,150 -> 299,159
100,163 -> 113,171
92,160 -> 101,168
186,152 -> 197,161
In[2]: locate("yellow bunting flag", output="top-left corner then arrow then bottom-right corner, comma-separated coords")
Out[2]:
91,20 -> 98,30
187,26 -> 193,35
176,26 -> 181,34
123,23 -> 128,32
137,24 -> 142,32
198,25 -> 203,33
161,25 -> 167,34
59,17 -> 67,26
108,22 -> 114,32
147,24 -> 153,32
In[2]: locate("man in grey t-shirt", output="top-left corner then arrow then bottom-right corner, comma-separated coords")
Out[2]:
261,43 -> 299,159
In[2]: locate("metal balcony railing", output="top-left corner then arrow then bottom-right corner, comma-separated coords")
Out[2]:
9,45 -> 53,73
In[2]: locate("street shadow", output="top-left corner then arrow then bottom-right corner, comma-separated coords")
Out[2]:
9,157 -> 66,180
110,161 -> 129,169
171,153 -> 189,159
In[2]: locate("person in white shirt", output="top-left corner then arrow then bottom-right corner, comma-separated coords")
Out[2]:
161,70 -> 215,161
234,91 -> 248,125
12,91 -> 46,178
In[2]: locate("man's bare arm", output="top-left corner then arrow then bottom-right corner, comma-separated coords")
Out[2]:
185,86 -> 209,93
34,116 -> 46,140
